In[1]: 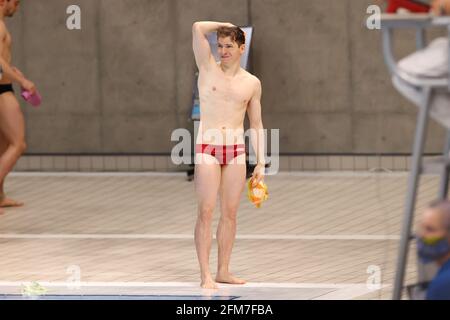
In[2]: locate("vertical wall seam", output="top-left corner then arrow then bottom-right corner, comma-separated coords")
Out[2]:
346,0 -> 355,152
247,0 -> 254,74
95,1 -> 104,152
20,2 -> 28,145
247,0 -> 252,26
171,0 -> 180,129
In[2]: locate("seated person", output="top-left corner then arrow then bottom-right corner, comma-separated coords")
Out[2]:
392,0 -> 450,127
397,0 -> 450,78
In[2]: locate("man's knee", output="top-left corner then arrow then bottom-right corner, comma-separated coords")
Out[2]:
20,141 -> 27,154
198,205 -> 214,222
221,206 -> 238,222
13,140 -> 26,154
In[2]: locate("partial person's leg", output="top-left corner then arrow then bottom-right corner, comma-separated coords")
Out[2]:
0,92 -> 26,208
0,131 -> 8,207
0,131 -> 6,214
216,154 -> 247,284
194,153 -> 221,289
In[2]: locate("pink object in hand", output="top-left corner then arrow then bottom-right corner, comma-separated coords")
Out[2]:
21,89 -> 42,107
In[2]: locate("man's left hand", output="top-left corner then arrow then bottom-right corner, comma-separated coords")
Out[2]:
251,164 -> 265,187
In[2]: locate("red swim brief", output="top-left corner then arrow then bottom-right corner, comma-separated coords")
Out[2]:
195,144 -> 245,165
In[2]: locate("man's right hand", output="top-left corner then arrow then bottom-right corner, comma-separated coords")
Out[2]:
222,22 -> 235,28
432,0 -> 450,15
20,78 -> 36,95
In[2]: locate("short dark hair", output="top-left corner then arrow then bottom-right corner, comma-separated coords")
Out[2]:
217,26 -> 245,47
428,199 -> 450,232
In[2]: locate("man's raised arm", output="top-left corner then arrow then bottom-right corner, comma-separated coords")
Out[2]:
192,21 -> 234,70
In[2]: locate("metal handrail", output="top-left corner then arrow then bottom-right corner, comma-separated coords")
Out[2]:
380,13 -> 450,300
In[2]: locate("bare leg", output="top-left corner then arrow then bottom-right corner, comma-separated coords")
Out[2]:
216,154 -> 247,285
0,132 -> 5,215
194,153 -> 221,289
0,131 -> 9,195
0,92 -> 26,208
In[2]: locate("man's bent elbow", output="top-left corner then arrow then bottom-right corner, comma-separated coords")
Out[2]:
192,22 -> 201,33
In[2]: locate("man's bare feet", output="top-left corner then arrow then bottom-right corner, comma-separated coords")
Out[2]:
201,275 -> 218,289
215,272 -> 246,285
0,197 -> 24,208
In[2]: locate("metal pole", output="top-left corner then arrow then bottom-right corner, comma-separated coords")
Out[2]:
415,27 -> 426,50
393,88 -> 432,300
438,131 -> 450,200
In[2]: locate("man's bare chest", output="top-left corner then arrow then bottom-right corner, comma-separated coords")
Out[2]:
199,74 -> 253,106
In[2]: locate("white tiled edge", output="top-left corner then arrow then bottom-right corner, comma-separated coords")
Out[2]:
12,155 -> 428,172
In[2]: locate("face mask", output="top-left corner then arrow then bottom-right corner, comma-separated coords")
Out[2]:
417,236 -> 450,264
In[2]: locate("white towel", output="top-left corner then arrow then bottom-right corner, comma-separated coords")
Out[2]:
398,37 -> 449,78
394,74 -> 450,128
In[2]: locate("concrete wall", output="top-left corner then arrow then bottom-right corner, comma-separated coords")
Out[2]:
7,0 -> 447,154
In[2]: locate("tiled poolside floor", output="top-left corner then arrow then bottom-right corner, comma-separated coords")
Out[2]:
0,172 -> 439,300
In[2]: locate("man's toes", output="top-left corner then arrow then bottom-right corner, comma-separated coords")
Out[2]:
216,274 -> 246,285
201,282 -> 218,290
0,198 -> 24,208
